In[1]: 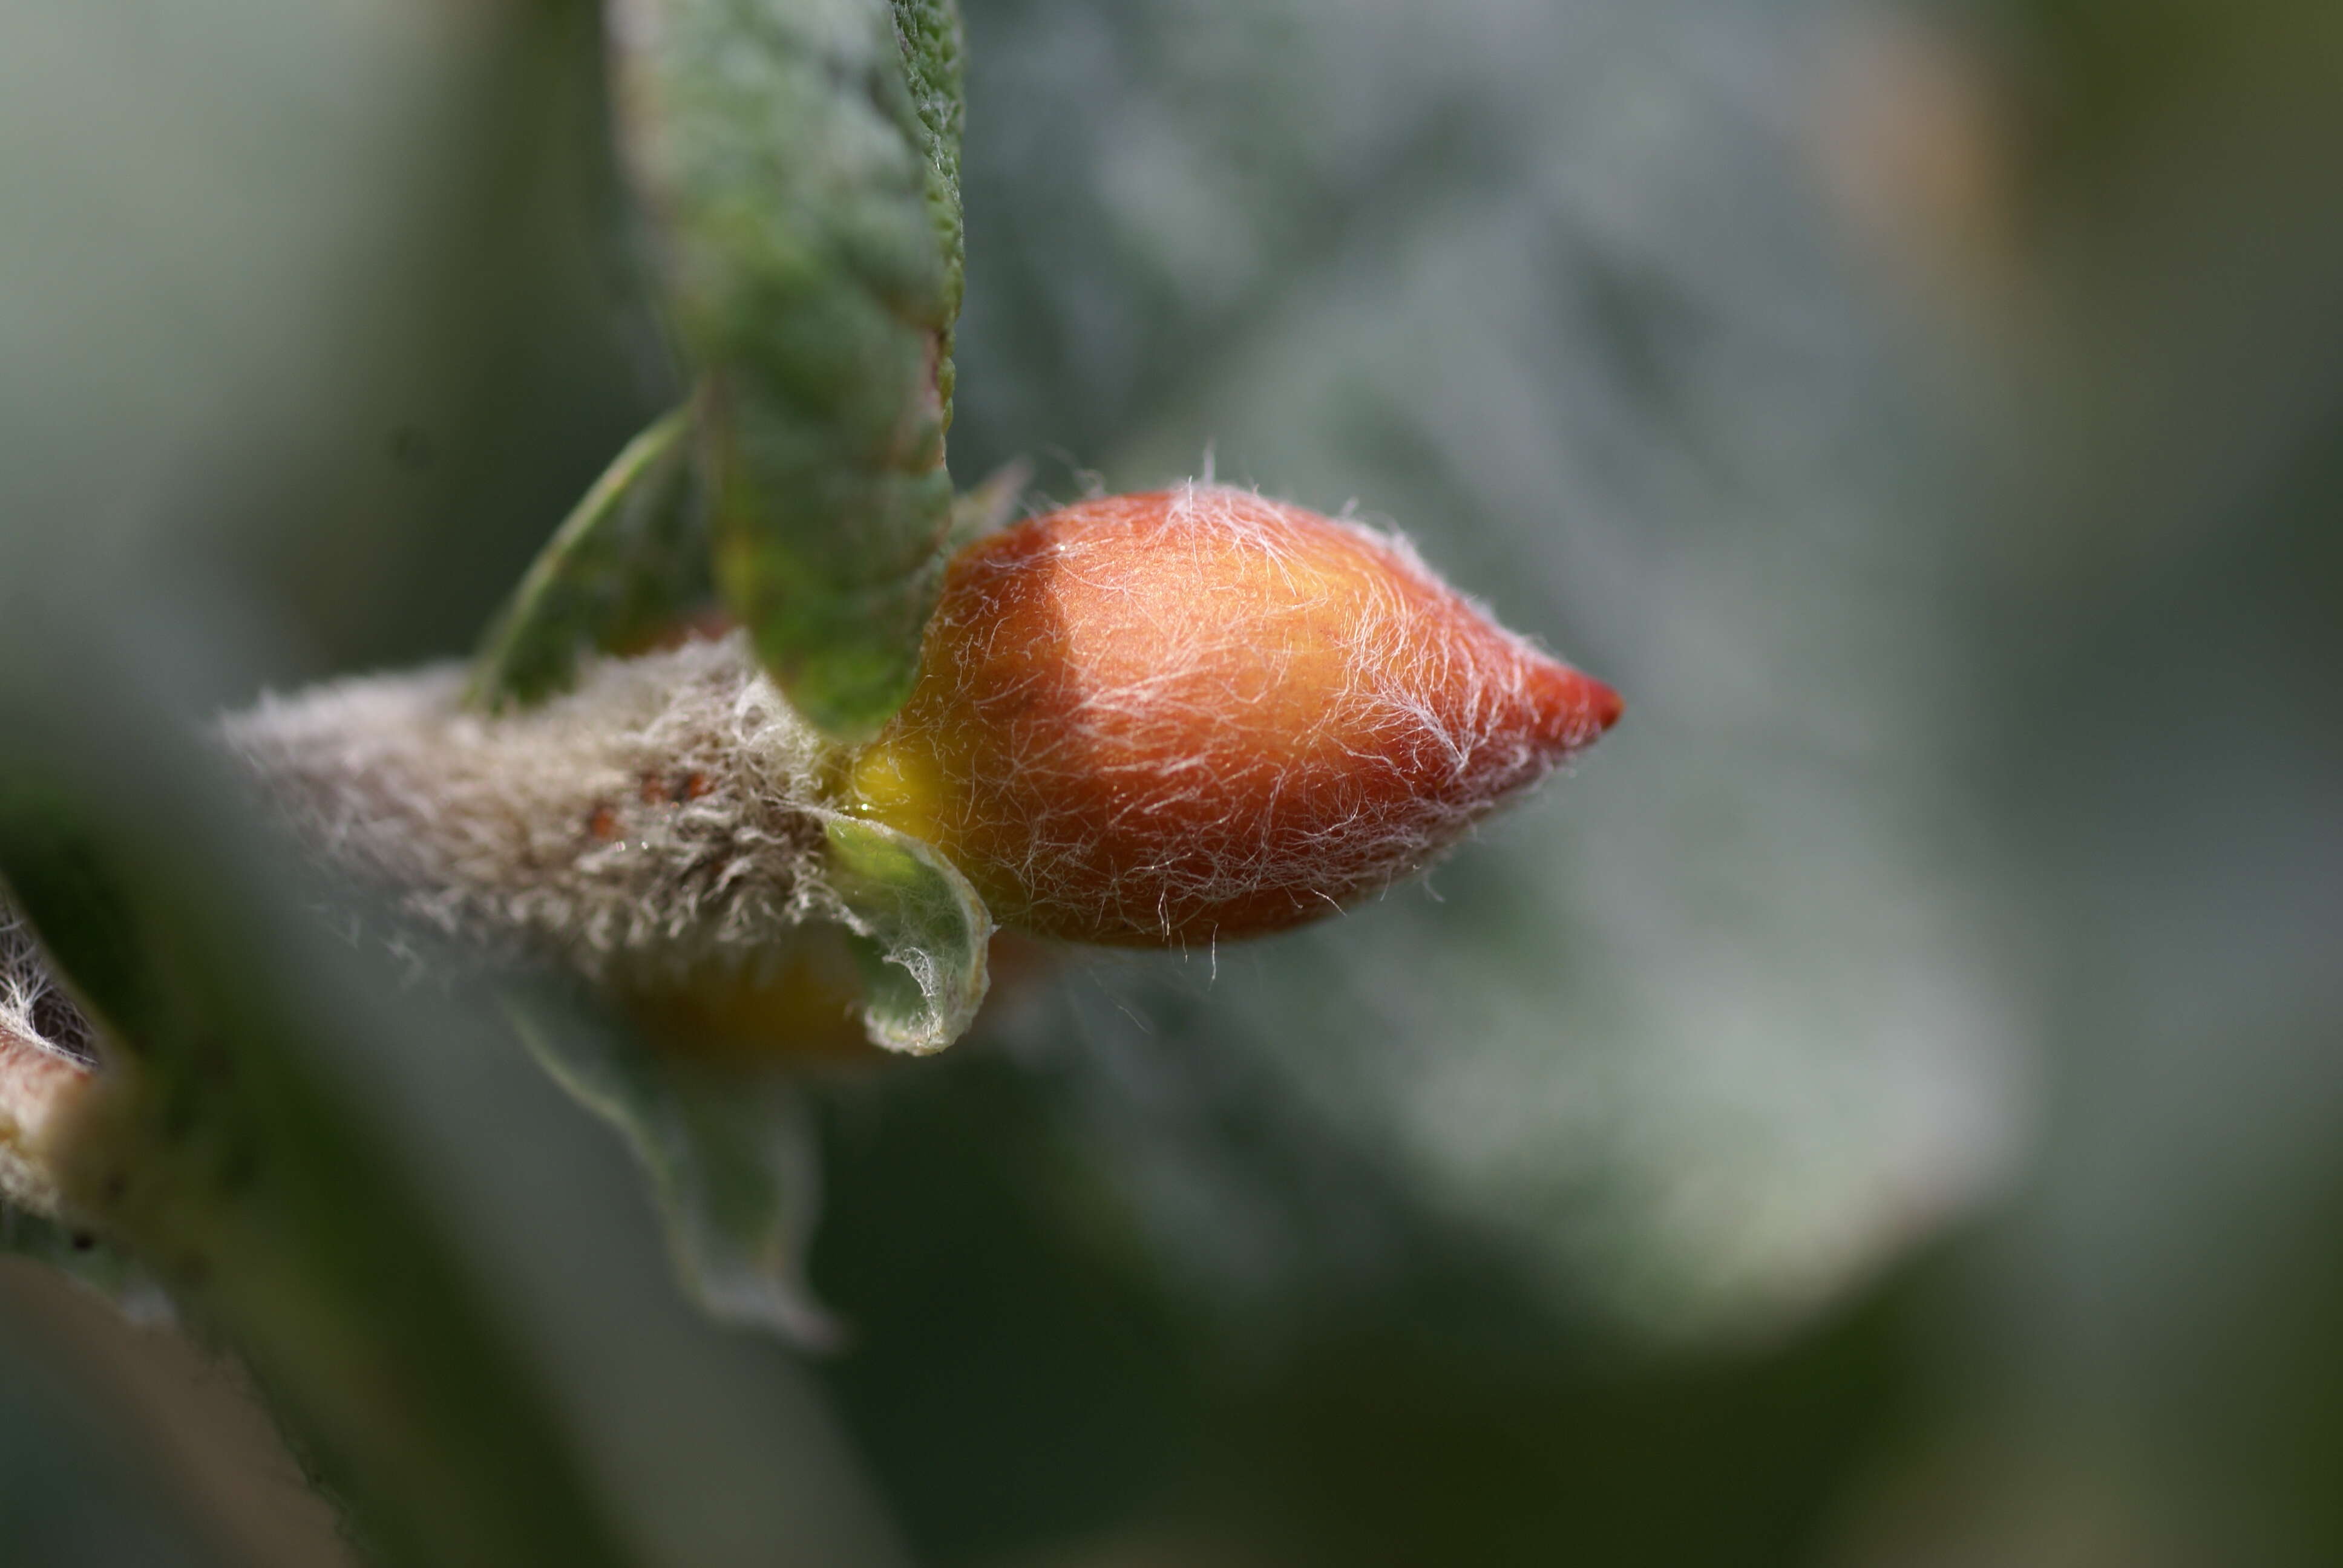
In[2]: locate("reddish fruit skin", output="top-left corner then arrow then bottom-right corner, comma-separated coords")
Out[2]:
852,485 -> 1619,944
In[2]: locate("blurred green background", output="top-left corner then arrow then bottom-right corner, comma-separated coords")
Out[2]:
3,0 -> 2339,1563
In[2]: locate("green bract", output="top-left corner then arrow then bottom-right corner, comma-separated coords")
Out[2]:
467,408 -> 703,713
819,812 -> 991,1054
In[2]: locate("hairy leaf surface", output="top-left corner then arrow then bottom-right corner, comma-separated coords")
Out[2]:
611,0 -> 967,739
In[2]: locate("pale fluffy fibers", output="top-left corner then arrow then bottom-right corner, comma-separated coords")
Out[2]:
220,633 -> 850,988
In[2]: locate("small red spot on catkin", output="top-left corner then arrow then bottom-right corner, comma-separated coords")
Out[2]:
639,772 -> 672,805
587,803 -> 621,842
680,771 -> 713,801
861,484 -> 1621,945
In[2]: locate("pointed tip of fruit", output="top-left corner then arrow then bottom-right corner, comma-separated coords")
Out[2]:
1518,652 -> 1622,758
1586,673 -> 1625,734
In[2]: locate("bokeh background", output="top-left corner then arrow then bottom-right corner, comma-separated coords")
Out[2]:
3,0 -> 2339,1562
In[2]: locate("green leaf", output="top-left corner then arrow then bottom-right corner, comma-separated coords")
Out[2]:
465,406 -> 706,713
510,993 -> 841,1347
610,0 -> 968,740
821,814 -> 991,1054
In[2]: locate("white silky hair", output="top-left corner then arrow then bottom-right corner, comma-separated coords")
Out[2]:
0,903 -> 81,1064
1,903 -> 90,1213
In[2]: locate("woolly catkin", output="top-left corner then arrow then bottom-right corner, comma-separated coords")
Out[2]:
221,633 -> 851,990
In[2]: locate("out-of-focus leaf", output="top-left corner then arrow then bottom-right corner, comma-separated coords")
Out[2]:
610,0 -> 966,739
0,598 -> 910,1568
0,736 -> 636,1568
511,994 -> 840,1347
0,1285 -> 229,1568
822,814 -> 991,1054
0,1206 -> 166,1320
466,407 -> 707,713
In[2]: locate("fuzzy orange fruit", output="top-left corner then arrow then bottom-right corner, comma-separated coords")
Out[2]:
847,484 -> 1620,944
